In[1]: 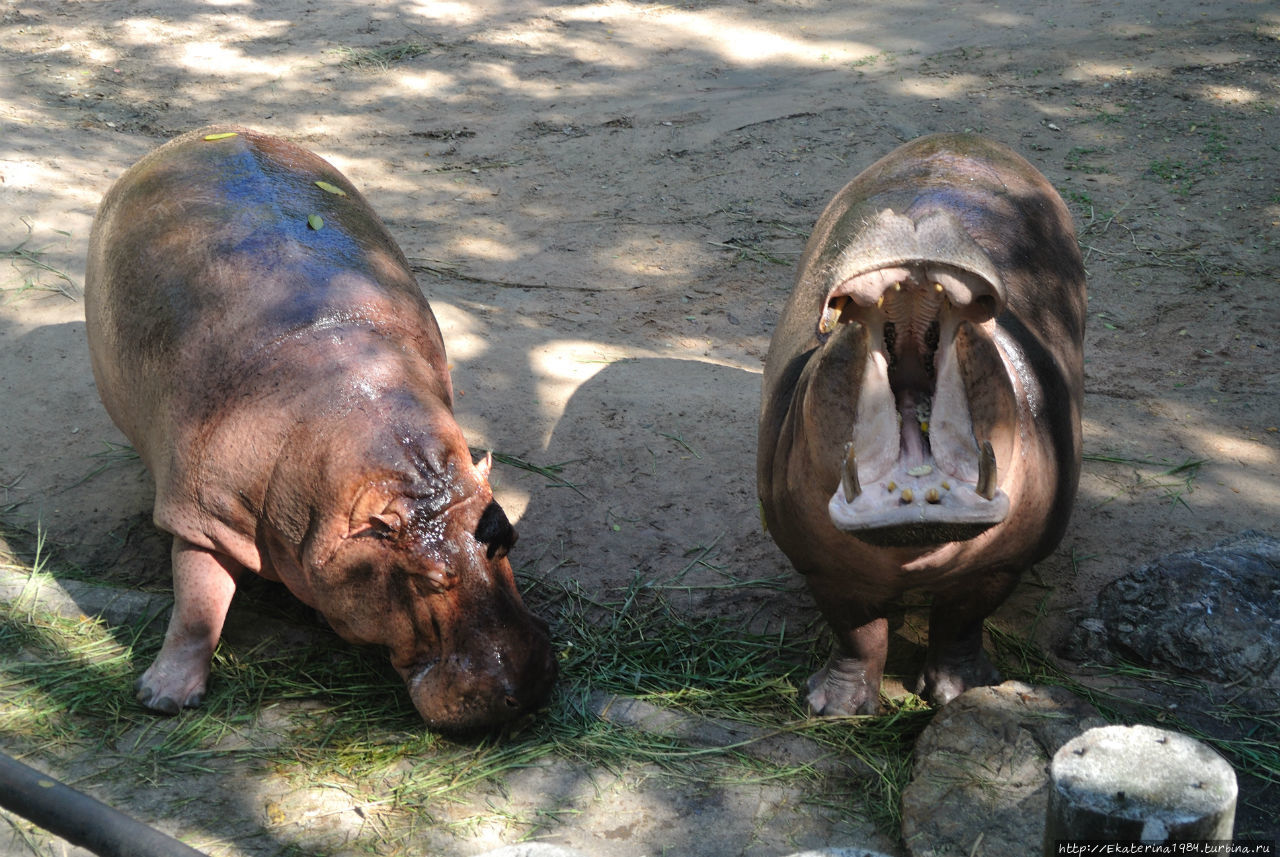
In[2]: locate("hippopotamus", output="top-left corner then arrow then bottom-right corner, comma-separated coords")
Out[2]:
758,133 -> 1085,715
84,126 -> 557,732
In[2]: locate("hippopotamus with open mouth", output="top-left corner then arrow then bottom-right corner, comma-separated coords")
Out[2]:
758,133 -> 1085,715
85,126 -> 557,732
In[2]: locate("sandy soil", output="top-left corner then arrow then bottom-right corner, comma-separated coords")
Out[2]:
1,0 -> 1277,854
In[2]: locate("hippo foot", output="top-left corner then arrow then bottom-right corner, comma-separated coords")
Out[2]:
806,655 -> 883,716
135,654 -> 210,715
914,648 -> 1000,707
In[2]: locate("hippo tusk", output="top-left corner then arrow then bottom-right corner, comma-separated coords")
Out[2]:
841,442 -> 861,501
976,440 -> 997,500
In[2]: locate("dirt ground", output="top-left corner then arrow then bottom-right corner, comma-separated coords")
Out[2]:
1,0 -> 1277,854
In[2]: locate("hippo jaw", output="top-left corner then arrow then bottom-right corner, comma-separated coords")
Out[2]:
817,209 -> 1015,548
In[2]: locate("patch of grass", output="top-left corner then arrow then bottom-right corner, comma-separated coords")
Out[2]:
1193,120 -> 1230,162
707,238 -> 794,267
1064,146 -> 1110,175
66,441 -> 141,490
1145,157 -> 1214,197
1066,190 -> 1094,208
1091,105 -> 1128,125
330,42 -> 432,71
0,523 -> 930,846
1,221 -> 78,302
1083,452 -> 1206,510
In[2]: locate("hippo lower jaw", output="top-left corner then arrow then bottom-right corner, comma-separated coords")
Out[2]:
820,242 -> 1016,548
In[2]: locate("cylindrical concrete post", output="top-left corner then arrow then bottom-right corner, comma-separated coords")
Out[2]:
1043,724 -> 1237,854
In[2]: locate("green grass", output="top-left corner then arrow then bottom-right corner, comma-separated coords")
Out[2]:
1,223 -> 77,302
1064,147 -> 1110,175
707,239 -> 794,267
8,506 -> 1271,845
329,43 -> 432,71
1083,452 -> 1206,510
480,449 -> 586,498
0,519 -> 931,846
65,441 -> 141,490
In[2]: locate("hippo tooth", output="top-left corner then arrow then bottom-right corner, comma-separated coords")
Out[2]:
819,296 -> 851,334
912,282 -> 945,346
926,488 -> 941,504
976,440 -> 997,500
900,488 -> 915,503
883,285 -> 910,327
841,442 -> 861,501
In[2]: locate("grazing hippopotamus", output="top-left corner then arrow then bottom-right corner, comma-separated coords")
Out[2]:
758,134 -> 1085,715
85,126 -> 557,732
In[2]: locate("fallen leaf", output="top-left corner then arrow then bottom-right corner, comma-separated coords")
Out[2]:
202,132 -> 239,141
315,180 -> 347,196
307,214 -> 324,230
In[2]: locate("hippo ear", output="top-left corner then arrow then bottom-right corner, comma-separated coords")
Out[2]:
475,450 -> 494,480
474,499 -> 517,560
349,485 -> 405,538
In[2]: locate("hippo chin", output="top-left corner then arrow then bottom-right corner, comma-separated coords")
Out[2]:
758,133 -> 1085,716
85,126 -> 557,733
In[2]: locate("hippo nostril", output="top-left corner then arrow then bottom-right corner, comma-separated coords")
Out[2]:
504,695 -> 520,709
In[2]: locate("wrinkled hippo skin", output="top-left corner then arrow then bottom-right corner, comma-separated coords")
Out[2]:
85,126 -> 556,732
758,134 -> 1085,715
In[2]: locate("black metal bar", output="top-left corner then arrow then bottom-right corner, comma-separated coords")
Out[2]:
0,751 -> 208,857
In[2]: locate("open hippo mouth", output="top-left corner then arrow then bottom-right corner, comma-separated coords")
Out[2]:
817,209 -> 1017,548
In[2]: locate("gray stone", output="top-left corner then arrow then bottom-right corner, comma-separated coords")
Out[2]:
901,681 -> 1106,857
1064,531 -> 1280,687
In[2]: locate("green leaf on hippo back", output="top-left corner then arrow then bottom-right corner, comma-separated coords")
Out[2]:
202,132 -> 239,141
307,214 -> 324,230
314,180 -> 348,197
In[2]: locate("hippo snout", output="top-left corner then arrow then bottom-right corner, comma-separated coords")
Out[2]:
407,627 -> 557,733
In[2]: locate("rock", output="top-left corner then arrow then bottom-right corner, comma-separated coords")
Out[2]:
1064,531 -> 1280,688
901,681 -> 1105,856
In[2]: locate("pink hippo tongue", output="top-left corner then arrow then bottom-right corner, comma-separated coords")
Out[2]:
820,209 -> 1014,548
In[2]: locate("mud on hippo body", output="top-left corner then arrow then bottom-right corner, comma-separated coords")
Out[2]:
757,133 -> 1085,715
85,126 -> 556,733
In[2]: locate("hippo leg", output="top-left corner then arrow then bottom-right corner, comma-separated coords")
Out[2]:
914,568 -> 1018,705
136,538 -> 243,714
805,607 -> 889,716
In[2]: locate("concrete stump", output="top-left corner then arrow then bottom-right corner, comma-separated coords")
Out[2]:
1044,724 -> 1237,852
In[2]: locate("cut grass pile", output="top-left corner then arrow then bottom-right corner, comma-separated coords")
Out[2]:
0,519 -> 928,848
3,511 -> 1273,848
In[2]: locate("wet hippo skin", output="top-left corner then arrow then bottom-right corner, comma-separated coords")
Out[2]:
758,133 -> 1085,715
85,126 -> 556,733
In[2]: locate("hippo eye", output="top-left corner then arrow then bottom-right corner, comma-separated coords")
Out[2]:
474,500 -> 517,560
